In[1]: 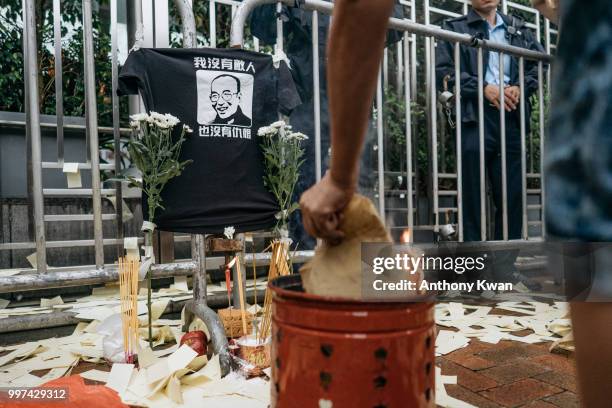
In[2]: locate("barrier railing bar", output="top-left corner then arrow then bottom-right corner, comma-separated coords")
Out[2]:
82,0 -> 104,268
397,38 -> 403,92
0,239 -> 139,251
404,32 -> 414,241
215,0 -> 241,7
52,0 -> 64,164
383,48 -> 389,90
430,38 -> 439,231
24,0 -> 47,272
312,10 -> 322,182
535,10 -> 541,44
428,6 -> 462,19
0,118 -> 131,134
499,53 -> 508,240
538,61 -> 546,237
1,235 -> 546,294
210,0 -> 217,47
275,1 -> 283,54
454,42 -> 463,242
424,0 -> 432,227
110,0 -> 123,256
231,1 -> 553,61
410,3 -> 417,101
477,47 -> 487,241
519,57 -> 528,239
376,70 -> 386,219
507,0 -> 539,13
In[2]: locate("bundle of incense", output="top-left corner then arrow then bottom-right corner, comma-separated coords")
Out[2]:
257,240 -> 290,343
119,255 -> 140,363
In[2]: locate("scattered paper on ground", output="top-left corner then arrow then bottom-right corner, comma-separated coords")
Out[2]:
436,366 -> 476,408
79,369 -> 109,383
0,291 -> 573,407
436,301 -> 572,355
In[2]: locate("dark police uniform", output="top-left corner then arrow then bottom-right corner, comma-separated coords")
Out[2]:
436,9 -> 545,241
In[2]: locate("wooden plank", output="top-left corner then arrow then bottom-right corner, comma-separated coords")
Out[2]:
159,231 -> 175,263
206,238 -> 243,253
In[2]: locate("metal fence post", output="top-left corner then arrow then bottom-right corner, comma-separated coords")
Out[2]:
82,0 -> 104,268
23,0 -> 47,272
404,32 -> 414,240
312,10 -> 322,182
52,0 -> 64,164
538,62 -> 546,237
454,42 -> 463,242
376,71 -> 386,219
499,53 -> 508,240
519,57 -> 528,239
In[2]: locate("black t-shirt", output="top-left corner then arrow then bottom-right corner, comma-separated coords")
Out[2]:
118,48 -> 300,234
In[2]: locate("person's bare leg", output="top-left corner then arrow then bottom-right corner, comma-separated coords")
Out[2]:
300,0 -> 394,242
570,302 -> 612,408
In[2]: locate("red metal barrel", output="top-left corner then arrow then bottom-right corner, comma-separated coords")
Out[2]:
270,275 -> 435,408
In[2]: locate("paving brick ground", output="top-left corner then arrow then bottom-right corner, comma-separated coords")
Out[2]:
437,337 -> 579,408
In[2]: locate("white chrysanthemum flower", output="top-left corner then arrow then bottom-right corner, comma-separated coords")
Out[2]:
150,111 -> 164,120
270,120 -> 286,129
130,113 -> 149,122
183,124 -> 193,133
153,119 -> 170,129
164,113 -> 180,127
290,132 -> 308,141
257,126 -> 277,137
223,226 -> 236,240
129,120 -> 140,128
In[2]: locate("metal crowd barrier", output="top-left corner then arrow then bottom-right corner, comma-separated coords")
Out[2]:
1,0 -> 553,294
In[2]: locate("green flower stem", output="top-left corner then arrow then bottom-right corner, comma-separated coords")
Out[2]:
144,227 -> 154,347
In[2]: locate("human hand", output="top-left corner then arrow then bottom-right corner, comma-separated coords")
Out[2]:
504,86 -> 520,111
484,84 -> 515,112
299,171 -> 354,245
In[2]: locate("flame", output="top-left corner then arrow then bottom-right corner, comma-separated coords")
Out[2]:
400,228 -> 412,244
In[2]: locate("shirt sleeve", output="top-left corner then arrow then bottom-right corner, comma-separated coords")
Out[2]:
117,50 -> 146,96
276,60 -> 302,116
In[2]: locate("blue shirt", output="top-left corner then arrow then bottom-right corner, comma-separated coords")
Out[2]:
485,13 -> 512,86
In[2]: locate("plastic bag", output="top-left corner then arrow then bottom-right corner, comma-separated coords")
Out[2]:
96,313 -> 127,363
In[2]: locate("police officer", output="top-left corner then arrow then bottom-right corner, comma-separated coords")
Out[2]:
435,0 -> 545,290
436,0 -> 545,243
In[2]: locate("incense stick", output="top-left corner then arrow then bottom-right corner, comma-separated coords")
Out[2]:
119,255 -> 139,363
252,243 -> 257,306
235,256 -> 249,337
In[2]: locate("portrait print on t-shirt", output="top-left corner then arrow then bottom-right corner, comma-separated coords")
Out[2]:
197,70 -> 254,139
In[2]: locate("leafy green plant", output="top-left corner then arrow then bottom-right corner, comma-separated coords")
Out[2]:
383,86 -> 429,192
527,92 -> 549,187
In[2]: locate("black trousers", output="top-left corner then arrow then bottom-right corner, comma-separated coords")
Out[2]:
461,105 -> 523,242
